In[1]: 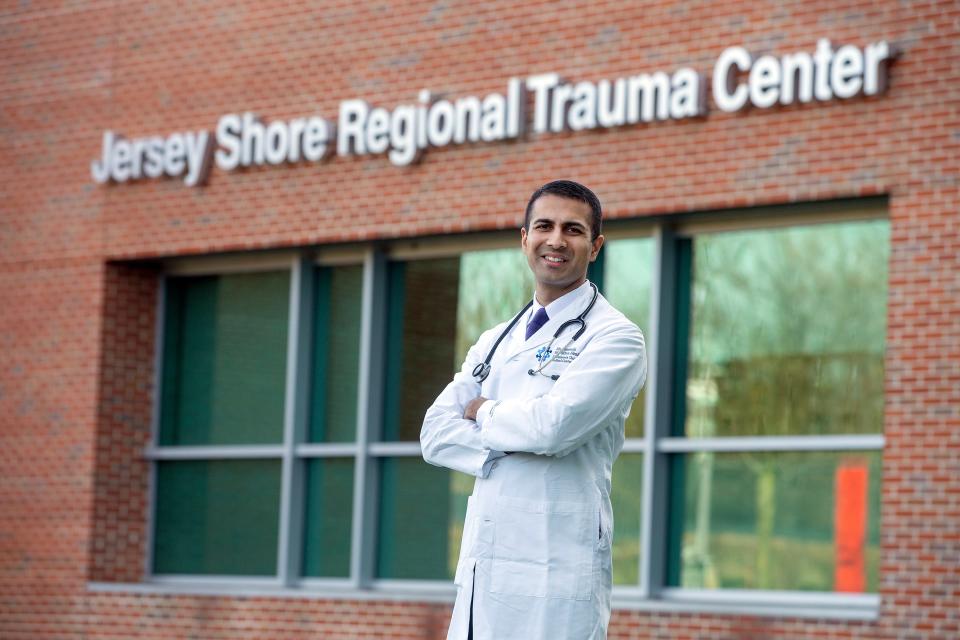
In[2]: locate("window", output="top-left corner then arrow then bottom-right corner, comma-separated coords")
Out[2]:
153,270 -> 289,576
145,205 -> 889,617
664,220 -> 888,595
149,260 -> 362,581
603,237 -> 656,585
376,247 -> 533,581
302,264 -> 363,578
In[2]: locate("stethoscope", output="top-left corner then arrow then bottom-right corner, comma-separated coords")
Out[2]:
472,282 -> 599,383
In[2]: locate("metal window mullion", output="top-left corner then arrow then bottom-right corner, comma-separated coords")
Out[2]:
639,224 -> 681,598
658,434 -> 886,453
277,255 -> 315,586
145,445 -> 286,460
351,248 -> 388,588
295,443 -> 360,458
367,442 -> 421,457
619,439 -> 649,455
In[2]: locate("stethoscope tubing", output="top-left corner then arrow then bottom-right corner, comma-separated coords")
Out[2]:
472,282 -> 599,384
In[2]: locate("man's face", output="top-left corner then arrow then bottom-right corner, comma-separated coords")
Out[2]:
521,194 -> 604,301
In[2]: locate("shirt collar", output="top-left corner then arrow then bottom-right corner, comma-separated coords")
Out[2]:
527,280 -> 593,325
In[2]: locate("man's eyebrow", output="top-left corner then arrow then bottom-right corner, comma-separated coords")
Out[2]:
530,217 -> 587,229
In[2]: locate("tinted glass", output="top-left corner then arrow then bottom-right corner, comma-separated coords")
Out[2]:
604,238 -> 654,438
684,221 -> 889,437
611,452 -> 644,585
383,250 -> 532,441
153,459 -> 281,575
382,259 -> 459,441
376,458 -> 472,580
309,265 -> 363,443
454,248 -> 534,366
302,458 -> 354,577
668,450 -> 881,592
160,271 -> 289,445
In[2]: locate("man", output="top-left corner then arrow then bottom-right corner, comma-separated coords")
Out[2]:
420,180 -> 647,639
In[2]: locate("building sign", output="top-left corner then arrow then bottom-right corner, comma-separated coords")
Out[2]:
90,38 -> 893,187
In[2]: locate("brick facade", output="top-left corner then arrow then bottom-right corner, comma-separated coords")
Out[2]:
2,1 -> 958,638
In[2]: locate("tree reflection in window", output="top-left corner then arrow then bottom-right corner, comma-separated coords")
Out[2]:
676,219 -> 889,592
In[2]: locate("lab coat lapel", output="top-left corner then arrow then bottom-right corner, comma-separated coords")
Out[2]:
504,284 -> 592,361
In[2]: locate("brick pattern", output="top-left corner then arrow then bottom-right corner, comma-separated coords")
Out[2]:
2,0 -> 958,638
89,264 -> 158,583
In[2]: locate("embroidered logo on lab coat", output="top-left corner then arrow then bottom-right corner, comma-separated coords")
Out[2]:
535,346 -> 552,363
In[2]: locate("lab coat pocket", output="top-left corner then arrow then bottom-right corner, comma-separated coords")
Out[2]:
490,496 -> 594,600
596,508 -> 611,551
593,508 -> 613,594
453,501 -> 476,587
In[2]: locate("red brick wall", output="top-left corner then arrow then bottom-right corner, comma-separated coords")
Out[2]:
2,1 -> 958,638
89,264 -> 158,583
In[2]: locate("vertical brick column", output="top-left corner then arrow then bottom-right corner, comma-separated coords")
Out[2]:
89,264 -> 159,583
879,188 -> 960,639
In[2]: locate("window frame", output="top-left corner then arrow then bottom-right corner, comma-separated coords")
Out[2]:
637,201 -> 887,618
132,199 -> 887,619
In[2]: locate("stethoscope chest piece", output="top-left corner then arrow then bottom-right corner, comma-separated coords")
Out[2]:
472,362 -> 492,383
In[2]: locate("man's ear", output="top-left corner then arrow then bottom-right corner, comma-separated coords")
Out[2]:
590,234 -> 605,261
520,226 -> 528,250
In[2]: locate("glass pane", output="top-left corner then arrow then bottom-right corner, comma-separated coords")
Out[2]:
383,251 -> 533,442
685,220 -> 889,437
668,450 -> 881,592
604,238 -> 654,438
153,459 -> 281,575
376,457 -> 472,580
160,271 -> 289,445
611,452 -> 644,585
302,458 -> 354,577
454,248 -> 534,366
383,258 -> 459,442
310,265 -> 363,442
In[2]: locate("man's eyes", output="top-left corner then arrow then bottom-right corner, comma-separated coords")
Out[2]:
534,223 -> 584,233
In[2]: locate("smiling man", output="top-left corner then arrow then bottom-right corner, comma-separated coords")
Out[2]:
421,180 -> 648,640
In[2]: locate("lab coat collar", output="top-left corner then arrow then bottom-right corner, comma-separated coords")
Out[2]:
508,280 -> 596,359
528,279 -> 592,328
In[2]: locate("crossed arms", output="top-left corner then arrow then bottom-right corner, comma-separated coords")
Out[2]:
420,324 -> 646,477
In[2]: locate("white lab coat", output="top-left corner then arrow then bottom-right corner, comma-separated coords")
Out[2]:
421,282 -> 647,640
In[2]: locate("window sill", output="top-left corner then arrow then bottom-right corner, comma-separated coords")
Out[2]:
88,577 -> 458,603
614,587 -> 879,620
88,580 -> 879,620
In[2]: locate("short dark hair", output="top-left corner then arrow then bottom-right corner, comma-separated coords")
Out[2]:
524,180 -> 603,240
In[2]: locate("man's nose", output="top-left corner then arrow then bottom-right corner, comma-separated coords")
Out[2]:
546,228 -> 566,248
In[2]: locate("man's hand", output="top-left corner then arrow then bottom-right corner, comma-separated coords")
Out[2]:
463,396 -> 488,422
